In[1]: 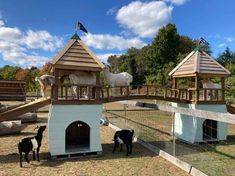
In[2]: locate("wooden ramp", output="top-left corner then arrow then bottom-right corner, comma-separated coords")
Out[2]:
0,98 -> 51,122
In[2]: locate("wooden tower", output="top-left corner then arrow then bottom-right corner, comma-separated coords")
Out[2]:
169,47 -> 230,143
48,33 -> 105,157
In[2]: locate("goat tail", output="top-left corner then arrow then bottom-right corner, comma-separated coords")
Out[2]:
131,130 -> 134,136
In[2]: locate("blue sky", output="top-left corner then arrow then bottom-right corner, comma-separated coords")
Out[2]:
0,0 -> 235,68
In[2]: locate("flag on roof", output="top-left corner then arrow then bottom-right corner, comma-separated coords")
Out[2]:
76,21 -> 88,33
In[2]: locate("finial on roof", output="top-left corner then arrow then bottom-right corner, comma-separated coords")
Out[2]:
194,46 -> 201,52
194,37 -> 209,52
71,33 -> 81,40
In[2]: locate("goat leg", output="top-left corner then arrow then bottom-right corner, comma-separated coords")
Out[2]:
129,142 -> 132,154
19,154 -> 22,167
126,144 -> 129,156
33,151 -> 36,160
120,144 -> 123,152
36,148 -> 40,162
112,143 -> 118,153
24,152 -> 30,163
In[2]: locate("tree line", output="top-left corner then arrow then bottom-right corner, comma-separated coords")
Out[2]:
0,23 -> 235,101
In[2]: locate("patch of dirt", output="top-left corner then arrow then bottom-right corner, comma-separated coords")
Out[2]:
0,112 -> 189,176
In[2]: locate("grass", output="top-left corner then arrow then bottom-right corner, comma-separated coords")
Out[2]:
0,105 -> 189,176
105,102 -> 235,176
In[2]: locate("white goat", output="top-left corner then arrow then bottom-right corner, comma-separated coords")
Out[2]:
68,71 -> 96,98
202,79 -> 221,89
103,67 -> 133,87
35,75 -> 55,98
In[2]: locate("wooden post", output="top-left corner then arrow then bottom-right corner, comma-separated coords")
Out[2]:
96,72 -> 100,101
127,86 -> 130,99
65,85 -> 68,100
120,87 -> 123,96
204,89 -> 207,101
154,86 -> 157,96
137,86 -> 140,95
195,76 -> 199,102
54,69 -> 59,100
172,78 -> 177,98
146,85 -> 149,96
172,112 -> 176,156
221,77 -> 225,101
107,87 -> 110,100
61,85 -> 64,98
76,86 -> 79,100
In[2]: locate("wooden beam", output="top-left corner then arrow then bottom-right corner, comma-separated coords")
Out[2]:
0,98 -> 51,122
116,100 -> 235,124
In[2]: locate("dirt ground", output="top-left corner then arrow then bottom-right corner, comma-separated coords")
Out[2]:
0,111 -> 189,176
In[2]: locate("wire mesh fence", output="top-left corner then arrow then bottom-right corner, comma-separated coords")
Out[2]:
103,102 -> 235,176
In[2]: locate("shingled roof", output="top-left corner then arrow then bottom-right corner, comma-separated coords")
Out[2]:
169,49 -> 230,78
51,33 -> 105,71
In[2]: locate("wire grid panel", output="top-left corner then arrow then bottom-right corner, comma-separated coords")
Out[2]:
104,102 -> 235,176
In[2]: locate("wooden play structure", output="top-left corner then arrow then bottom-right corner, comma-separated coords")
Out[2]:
48,33 -> 104,157
0,32 -> 231,155
168,47 -> 230,143
0,80 -> 26,101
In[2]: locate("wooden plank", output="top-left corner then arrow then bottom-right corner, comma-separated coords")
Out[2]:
200,67 -> 224,71
56,61 -> 100,68
62,56 -> 95,62
117,100 -> 235,124
61,57 -> 96,63
64,51 -> 90,57
0,98 -> 51,122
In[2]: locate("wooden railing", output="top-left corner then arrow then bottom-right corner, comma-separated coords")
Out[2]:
51,84 -> 226,104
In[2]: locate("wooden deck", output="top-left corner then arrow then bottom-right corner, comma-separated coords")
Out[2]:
52,84 -> 226,105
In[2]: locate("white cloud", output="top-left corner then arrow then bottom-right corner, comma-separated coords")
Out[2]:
81,33 -> 146,51
218,43 -> 226,48
96,53 -> 121,63
116,1 -> 173,38
107,6 -> 118,16
167,0 -> 188,6
0,19 -> 63,67
24,30 -> 63,51
226,37 -> 234,43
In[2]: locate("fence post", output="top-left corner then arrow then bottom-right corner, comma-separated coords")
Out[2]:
172,112 -> 176,156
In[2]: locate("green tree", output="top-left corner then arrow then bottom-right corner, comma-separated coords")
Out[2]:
217,47 -> 234,67
0,65 -> 21,80
146,24 -> 180,75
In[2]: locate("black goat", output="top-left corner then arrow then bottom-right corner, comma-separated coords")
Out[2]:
112,129 -> 134,156
18,125 -> 46,167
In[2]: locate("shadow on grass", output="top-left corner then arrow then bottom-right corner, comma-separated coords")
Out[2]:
0,142 -> 156,168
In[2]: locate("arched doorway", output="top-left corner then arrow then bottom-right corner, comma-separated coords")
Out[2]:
203,119 -> 217,140
65,121 -> 90,152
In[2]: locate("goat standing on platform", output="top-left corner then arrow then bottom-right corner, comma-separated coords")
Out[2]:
18,125 -> 46,167
35,75 -> 55,98
202,78 -> 221,89
68,71 -> 96,98
112,129 -> 134,156
103,67 -> 133,87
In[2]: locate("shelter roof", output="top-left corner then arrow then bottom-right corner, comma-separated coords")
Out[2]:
169,49 -> 230,78
51,33 -> 105,72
